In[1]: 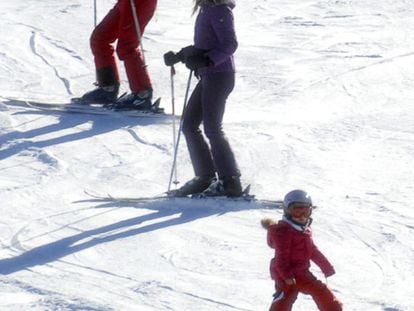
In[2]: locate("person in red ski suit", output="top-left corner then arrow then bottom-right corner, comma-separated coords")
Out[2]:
80,0 -> 157,110
261,190 -> 342,311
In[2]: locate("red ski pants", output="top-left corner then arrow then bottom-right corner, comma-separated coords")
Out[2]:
270,273 -> 342,311
90,0 -> 157,92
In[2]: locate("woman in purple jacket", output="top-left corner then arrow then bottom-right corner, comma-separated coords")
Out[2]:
164,0 -> 242,197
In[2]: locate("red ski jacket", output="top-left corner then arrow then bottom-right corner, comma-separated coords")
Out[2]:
267,218 -> 335,281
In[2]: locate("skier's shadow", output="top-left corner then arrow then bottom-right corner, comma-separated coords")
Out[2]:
0,108 -> 169,161
0,199 -> 249,275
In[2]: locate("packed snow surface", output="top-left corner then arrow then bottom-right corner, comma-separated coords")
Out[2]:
1,0 -> 413,310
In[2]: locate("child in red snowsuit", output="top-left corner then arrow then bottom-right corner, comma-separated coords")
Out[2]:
261,190 -> 342,311
80,0 -> 157,110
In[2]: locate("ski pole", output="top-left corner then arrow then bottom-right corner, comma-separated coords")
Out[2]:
129,0 -> 146,65
169,66 -> 178,187
93,0 -> 97,27
167,70 -> 193,192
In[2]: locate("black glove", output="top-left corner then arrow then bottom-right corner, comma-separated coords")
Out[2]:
185,55 -> 212,70
179,46 -> 208,62
163,51 -> 182,66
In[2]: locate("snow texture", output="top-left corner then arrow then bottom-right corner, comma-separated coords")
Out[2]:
1,0 -> 413,310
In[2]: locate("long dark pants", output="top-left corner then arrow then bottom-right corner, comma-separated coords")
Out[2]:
182,71 -> 240,179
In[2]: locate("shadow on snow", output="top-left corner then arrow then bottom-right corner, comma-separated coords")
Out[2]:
0,103 -> 170,161
0,199 -> 270,275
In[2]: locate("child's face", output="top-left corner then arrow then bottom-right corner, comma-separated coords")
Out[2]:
289,203 -> 312,224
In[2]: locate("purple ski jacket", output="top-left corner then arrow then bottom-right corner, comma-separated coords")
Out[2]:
194,0 -> 238,75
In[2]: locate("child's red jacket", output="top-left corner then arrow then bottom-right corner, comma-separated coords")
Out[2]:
267,218 -> 335,281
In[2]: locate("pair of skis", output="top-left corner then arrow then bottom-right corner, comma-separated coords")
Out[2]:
3,98 -> 167,118
84,185 -> 284,209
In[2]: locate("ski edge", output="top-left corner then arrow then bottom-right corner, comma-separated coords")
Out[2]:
84,189 -> 169,202
83,189 -> 284,208
25,100 -> 167,118
4,98 -> 171,118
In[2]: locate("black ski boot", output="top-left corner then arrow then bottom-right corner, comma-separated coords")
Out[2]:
80,66 -> 119,105
111,89 -> 153,111
80,85 -> 119,104
168,176 -> 215,197
202,176 -> 242,197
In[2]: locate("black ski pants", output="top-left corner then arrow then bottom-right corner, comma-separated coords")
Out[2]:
182,71 -> 240,179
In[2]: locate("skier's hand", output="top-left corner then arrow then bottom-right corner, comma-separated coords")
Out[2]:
179,45 -> 207,62
284,278 -> 296,286
164,51 -> 181,66
185,55 -> 212,70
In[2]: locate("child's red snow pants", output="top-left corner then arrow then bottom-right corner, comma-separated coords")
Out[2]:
90,0 -> 156,92
270,272 -> 342,311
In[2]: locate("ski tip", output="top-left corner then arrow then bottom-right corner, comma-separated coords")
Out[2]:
242,184 -> 251,196
151,98 -> 164,113
153,97 -> 161,106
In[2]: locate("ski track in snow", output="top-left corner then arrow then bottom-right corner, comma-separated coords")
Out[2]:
29,31 -> 73,96
123,127 -> 170,154
1,201 -> 265,310
0,278 -> 112,311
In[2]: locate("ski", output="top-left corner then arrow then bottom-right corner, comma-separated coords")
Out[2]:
3,98 -> 169,118
84,188 -> 284,209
